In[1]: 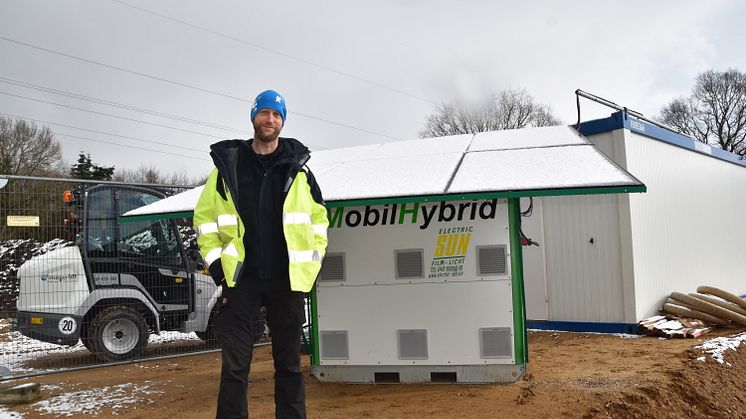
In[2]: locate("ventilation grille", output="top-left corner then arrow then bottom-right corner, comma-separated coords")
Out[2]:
398,329 -> 428,360
320,331 -> 349,359
480,327 -> 512,358
319,253 -> 345,282
477,245 -> 507,276
395,249 -> 424,279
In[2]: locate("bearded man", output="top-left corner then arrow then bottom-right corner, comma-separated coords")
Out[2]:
194,89 -> 328,419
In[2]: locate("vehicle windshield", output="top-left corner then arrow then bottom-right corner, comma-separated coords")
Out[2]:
84,187 -> 182,266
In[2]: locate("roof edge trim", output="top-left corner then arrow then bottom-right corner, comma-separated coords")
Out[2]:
325,184 -> 646,208
579,112 -> 746,169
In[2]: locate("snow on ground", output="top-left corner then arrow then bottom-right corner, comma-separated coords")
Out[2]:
0,323 -> 205,417
695,332 -> 746,366
33,382 -> 164,416
0,319 -> 202,375
0,406 -> 24,418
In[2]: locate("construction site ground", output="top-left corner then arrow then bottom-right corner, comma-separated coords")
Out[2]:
4,328 -> 746,418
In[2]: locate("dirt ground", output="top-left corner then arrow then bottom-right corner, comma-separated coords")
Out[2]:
5,328 -> 746,418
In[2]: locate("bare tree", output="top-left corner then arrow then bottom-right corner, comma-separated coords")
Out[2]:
112,163 -> 201,186
659,69 -> 746,156
0,116 -> 64,176
0,117 -> 66,241
419,88 -> 563,138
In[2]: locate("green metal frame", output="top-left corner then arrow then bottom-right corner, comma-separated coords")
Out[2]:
118,184 -> 646,223
507,198 -> 528,365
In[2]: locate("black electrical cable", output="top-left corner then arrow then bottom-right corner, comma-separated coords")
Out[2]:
0,112 -> 206,153
520,197 -> 533,217
0,90 -> 226,139
0,35 -> 407,141
0,76 -> 252,134
107,0 -> 438,106
518,197 -> 539,246
54,132 -> 209,161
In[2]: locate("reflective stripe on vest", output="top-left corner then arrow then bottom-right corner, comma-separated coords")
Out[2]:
288,249 -> 323,263
223,242 -> 239,257
198,222 -> 218,235
312,224 -> 327,236
217,214 -> 238,227
204,247 -> 222,265
283,212 -> 312,225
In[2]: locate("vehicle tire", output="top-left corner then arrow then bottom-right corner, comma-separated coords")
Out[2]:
88,305 -> 148,362
79,322 -> 94,353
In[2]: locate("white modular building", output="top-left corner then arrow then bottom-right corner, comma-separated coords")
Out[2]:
303,126 -> 643,383
522,111 -> 746,332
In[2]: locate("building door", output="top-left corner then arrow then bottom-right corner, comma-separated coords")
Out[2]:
541,195 -> 624,322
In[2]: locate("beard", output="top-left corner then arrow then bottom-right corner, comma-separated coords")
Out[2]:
253,122 -> 281,143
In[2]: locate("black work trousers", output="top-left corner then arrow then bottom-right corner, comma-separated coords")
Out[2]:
214,281 -> 306,419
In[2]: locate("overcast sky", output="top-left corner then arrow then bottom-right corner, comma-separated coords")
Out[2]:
1,0 -> 745,180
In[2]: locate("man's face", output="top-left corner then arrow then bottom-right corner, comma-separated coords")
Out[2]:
253,108 -> 283,143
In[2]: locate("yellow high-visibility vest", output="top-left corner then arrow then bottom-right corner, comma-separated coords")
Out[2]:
194,168 -> 328,292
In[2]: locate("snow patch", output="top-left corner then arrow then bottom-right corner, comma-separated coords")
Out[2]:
694,332 -> 746,365
32,383 -> 164,416
0,405 -> 25,418
0,320 -> 202,375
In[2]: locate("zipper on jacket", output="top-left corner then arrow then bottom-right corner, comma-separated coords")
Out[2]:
258,168 -> 270,280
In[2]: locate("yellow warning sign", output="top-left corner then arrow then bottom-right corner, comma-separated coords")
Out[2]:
7,216 -> 40,227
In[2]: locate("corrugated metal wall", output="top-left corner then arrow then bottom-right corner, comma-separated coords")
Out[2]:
541,194 -> 625,322
623,131 -> 746,319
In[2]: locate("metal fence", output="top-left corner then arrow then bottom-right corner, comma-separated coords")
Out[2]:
0,174 -> 235,378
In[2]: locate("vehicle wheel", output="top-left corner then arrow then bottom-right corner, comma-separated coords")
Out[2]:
79,323 -> 94,352
88,305 -> 148,362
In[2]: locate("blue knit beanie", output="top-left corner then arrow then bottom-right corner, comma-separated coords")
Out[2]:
250,90 -> 287,124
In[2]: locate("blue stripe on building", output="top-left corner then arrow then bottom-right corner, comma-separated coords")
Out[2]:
578,111 -> 746,169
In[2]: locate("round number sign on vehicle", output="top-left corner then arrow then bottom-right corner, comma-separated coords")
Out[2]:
58,316 -> 77,335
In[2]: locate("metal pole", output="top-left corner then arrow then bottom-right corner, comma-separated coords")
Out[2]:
575,89 -> 684,135
507,198 -> 528,365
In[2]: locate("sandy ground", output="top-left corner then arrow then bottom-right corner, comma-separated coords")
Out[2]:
4,328 -> 746,418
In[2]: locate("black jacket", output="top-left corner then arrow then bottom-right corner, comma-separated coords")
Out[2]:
208,137 -> 323,291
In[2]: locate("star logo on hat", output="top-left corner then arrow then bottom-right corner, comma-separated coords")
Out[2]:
275,95 -> 282,103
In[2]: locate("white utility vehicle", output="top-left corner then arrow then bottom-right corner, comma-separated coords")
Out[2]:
15,184 -> 220,361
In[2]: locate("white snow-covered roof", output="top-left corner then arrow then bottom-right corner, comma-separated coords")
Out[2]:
122,125 -> 644,220
124,185 -> 203,218
449,145 -> 633,193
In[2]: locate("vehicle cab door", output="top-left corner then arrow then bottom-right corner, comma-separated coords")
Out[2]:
83,186 -> 193,313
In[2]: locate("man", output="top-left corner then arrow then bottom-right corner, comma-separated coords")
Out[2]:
194,89 -> 328,418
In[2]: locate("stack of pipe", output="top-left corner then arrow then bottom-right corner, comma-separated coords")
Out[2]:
662,286 -> 746,326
